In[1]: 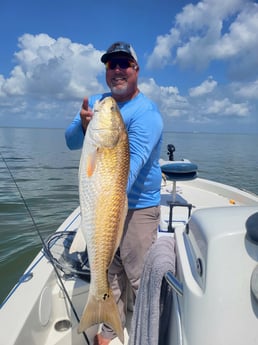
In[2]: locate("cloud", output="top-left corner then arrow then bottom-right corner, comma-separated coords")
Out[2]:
147,0 -> 258,79
1,33 -> 105,100
205,98 -> 250,117
146,29 -> 180,69
139,78 -> 189,117
0,29 -> 256,131
0,33 -> 106,127
189,76 -> 217,97
139,74 -> 251,127
233,80 -> 258,99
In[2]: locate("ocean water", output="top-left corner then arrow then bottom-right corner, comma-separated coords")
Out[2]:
0,127 -> 258,304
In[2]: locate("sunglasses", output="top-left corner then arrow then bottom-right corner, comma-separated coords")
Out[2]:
105,59 -> 136,70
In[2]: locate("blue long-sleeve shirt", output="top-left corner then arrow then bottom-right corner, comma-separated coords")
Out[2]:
65,92 -> 163,209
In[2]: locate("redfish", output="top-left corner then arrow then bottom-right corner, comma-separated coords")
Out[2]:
77,96 -> 129,344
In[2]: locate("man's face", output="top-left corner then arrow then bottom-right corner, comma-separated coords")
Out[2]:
105,56 -> 139,101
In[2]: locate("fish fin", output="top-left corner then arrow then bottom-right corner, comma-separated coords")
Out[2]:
69,226 -> 86,254
86,150 -> 98,177
78,289 -> 124,344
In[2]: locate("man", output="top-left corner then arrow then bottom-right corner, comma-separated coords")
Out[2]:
65,41 -> 163,345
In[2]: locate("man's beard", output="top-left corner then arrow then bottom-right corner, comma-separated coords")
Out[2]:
110,83 -> 128,96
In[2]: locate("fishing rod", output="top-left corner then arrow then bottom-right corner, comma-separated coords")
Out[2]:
1,152 -> 90,345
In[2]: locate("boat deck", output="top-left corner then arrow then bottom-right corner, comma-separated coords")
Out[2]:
159,177 -> 258,235
1,177 -> 258,345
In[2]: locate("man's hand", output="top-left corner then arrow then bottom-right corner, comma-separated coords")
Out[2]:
80,97 -> 93,133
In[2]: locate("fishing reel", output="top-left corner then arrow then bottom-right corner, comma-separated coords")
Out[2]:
167,144 -> 175,161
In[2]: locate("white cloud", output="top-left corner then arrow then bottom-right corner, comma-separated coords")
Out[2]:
0,33 -> 107,127
214,3 -> 258,60
189,77 -> 217,97
146,29 -> 180,69
139,78 -> 189,117
142,75 -> 252,126
147,0 -> 258,78
233,80 -> 258,99
1,33 -> 105,100
140,74 -> 251,126
2,66 -> 26,96
0,30 -> 256,131
143,0 -> 258,131
205,98 -> 249,117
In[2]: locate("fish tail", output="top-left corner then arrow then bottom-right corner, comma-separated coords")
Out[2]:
78,288 -> 124,344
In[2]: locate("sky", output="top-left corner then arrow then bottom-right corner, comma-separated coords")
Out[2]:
1,0 -> 258,133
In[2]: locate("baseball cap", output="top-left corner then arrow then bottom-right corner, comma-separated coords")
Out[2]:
101,41 -> 138,63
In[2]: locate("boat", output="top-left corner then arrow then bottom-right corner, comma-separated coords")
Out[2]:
1,145 -> 258,345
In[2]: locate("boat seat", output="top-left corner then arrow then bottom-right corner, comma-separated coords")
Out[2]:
161,161 -> 198,202
161,161 -> 198,232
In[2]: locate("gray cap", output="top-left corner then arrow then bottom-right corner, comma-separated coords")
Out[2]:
101,41 -> 138,63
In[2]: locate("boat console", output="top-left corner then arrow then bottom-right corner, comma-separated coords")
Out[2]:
167,206 -> 258,345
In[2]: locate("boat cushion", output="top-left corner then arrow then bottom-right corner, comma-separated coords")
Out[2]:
161,162 -> 198,181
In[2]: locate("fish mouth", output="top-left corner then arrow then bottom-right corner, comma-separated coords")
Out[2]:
90,127 -> 121,134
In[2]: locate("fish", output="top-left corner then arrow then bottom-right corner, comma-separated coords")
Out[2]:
77,96 -> 129,344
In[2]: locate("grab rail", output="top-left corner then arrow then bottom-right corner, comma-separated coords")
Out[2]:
165,271 -> 183,296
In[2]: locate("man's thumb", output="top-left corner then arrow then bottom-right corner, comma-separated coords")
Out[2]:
82,97 -> 89,110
